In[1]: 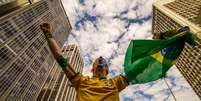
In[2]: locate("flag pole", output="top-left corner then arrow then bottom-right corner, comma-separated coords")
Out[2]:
163,77 -> 177,101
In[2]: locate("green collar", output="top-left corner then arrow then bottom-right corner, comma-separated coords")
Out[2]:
92,76 -> 107,80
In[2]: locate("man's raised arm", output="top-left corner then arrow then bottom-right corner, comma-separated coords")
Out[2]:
40,23 -> 77,80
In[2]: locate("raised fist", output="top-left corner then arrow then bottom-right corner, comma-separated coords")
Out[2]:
40,23 -> 53,38
40,23 -> 51,33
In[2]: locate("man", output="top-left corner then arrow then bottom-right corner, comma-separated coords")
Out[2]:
40,23 -> 129,101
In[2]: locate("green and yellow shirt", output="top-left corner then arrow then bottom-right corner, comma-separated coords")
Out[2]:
70,74 -> 128,101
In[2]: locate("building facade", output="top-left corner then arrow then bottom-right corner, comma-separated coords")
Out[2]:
0,0 -> 74,100
153,0 -> 201,98
37,44 -> 84,101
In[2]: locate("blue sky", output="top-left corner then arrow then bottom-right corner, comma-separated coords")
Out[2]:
61,0 -> 200,100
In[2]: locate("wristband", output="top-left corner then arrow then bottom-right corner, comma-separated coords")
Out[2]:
44,32 -> 53,38
56,55 -> 70,69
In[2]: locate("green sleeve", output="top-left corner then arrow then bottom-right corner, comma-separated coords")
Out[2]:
56,55 -> 69,69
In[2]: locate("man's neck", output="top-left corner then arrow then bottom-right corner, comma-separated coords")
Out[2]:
92,75 -> 107,80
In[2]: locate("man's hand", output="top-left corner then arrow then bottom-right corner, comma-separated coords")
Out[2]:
40,23 -> 51,33
40,23 -> 53,38
153,33 -> 161,39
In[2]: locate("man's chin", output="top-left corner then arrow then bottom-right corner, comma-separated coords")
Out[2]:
93,74 -> 106,78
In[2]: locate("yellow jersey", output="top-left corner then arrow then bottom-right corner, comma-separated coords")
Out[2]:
70,74 -> 128,101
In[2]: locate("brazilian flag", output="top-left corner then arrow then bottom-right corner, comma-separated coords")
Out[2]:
124,27 -> 195,84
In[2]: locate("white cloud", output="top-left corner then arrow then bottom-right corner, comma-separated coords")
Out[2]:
94,0 -> 131,17
61,0 -> 200,100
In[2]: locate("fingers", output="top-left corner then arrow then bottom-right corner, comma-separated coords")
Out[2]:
40,23 -> 51,32
40,23 -> 49,27
40,23 -> 50,29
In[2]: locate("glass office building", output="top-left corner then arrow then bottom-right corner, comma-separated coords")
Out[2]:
0,0 -> 80,100
153,0 -> 201,98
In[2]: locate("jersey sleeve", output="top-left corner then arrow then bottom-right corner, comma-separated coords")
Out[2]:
69,73 -> 85,89
111,75 -> 129,92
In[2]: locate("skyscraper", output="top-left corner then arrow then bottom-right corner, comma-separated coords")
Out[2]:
153,0 -> 201,98
0,0 -> 73,100
37,44 -> 84,101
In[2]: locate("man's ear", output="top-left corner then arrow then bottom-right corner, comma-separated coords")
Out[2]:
106,69 -> 109,75
91,68 -> 94,73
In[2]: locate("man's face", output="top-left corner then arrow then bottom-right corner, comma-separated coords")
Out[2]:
92,56 -> 108,77
92,67 -> 108,77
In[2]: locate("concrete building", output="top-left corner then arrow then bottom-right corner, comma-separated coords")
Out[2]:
153,0 -> 201,99
0,0 -> 74,100
37,44 -> 84,101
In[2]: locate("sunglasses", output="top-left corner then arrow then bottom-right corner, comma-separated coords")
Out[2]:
97,56 -> 108,68
97,64 -> 107,68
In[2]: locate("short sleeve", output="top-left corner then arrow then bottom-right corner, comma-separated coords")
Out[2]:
70,73 -> 84,89
111,75 -> 129,92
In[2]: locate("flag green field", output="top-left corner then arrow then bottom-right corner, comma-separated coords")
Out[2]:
124,27 -> 195,84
